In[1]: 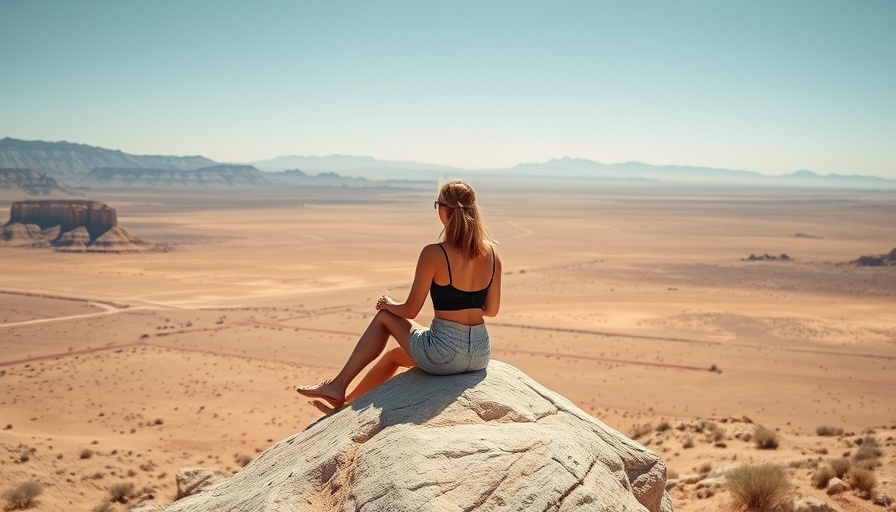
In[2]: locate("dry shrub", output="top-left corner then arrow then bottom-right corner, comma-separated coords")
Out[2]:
656,421 -> 671,432
852,437 -> 881,469
79,448 -> 94,459
816,425 -> 843,436
847,467 -> 876,492
754,426 -> 779,450
235,454 -> 253,467
3,481 -> 43,510
812,465 -> 836,489
91,503 -> 114,512
683,437 -> 695,449
829,457 -> 851,478
109,481 -> 137,503
631,423 -> 653,440
726,464 -> 791,512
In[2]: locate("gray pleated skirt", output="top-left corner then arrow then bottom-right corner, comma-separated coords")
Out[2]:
408,318 -> 491,375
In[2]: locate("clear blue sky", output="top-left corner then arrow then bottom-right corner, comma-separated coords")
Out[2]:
2,1 -> 894,177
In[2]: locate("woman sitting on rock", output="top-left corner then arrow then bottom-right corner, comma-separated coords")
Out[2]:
297,180 -> 502,412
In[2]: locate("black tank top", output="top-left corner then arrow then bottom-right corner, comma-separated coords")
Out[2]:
430,244 -> 495,311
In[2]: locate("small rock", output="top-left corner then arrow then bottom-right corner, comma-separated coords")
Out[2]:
792,497 -> 837,512
872,493 -> 894,506
680,473 -> 702,485
696,477 -> 724,490
826,477 -> 849,495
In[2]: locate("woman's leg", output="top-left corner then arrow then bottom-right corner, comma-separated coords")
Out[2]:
310,347 -> 416,414
297,310 -> 413,406
345,347 -> 416,403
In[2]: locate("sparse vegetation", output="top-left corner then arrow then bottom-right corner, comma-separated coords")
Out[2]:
811,465 -> 836,488
753,426 -> 779,450
91,503 -> 114,512
655,421 -> 671,432
829,457 -> 851,478
847,467 -> 876,492
698,461 -> 712,474
816,425 -> 843,436
3,481 -> 43,510
630,423 -> 653,440
852,436 -> 881,469
109,481 -> 137,503
726,464 -> 791,512
683,437 -> 695,449
235,453 -> 253,467
80,448 -> 95,459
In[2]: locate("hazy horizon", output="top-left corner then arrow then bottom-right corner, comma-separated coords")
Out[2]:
2,1 -> 894,179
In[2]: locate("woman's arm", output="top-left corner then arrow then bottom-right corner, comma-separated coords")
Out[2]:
482,249 -> 502,318
376,245 -> 438,319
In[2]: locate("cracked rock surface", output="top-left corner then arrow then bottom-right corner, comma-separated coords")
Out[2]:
166,360 -> 672,511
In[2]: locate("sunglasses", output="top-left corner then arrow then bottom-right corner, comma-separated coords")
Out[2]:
434,201 -> 447,209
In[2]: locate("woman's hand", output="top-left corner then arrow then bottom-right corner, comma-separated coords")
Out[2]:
376,295 -> 399,311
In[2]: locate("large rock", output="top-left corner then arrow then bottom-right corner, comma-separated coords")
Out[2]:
1,200 -> 151,252
7,200 -> 116,238
166,360 -> 672,512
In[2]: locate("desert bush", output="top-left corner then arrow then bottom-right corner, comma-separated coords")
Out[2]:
816,425 -> 843,436
847,467 -> 876,492
655,421 -> 671,432
80,448 -> 94,459
754,426 -> 779,449
683,437 -> 695,449
852,437 -> 881,468
235,454 -> 253,467
710,427 -> 726,443
3,481 -> 43,510
812,465 -> 836,489
91,503 -> 114,512
726,464 -> 791,512
698,461 -> 712,474
631,423 -> 653,440
829,457 -> 851,478
109,481 -> 137,503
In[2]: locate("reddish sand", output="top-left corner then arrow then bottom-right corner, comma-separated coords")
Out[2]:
1,183 -> 894,511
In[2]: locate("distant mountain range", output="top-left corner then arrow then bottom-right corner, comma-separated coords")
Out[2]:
1,137 -> 894,190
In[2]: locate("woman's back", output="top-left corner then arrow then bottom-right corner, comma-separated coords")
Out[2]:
431,242 -> 496,325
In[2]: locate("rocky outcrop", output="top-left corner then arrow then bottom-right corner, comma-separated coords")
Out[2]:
742,253 -> 792,261
8,200 -> 116,237
165,361 -> 672,512
0,168 -> 71,195
1,200 -> 151,252
849,248 -> 896,267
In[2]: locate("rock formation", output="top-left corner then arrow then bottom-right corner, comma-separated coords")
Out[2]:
849,248 -> 896,267
1,200 -> 151,252
165,361 -> 672,512
742,253 -> 792,261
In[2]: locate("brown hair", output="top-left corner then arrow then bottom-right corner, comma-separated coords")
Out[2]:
437,180 -> 494,259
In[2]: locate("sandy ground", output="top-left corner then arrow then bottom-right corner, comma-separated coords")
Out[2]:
1,182 -> 894,511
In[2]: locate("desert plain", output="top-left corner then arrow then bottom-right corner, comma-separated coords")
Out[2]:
1,179 -> 894,511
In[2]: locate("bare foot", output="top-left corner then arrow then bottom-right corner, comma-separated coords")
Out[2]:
295,380 -> 344,407
309,400 -> 340,415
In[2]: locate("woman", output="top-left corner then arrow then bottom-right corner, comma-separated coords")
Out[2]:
297,180 -> 501,412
